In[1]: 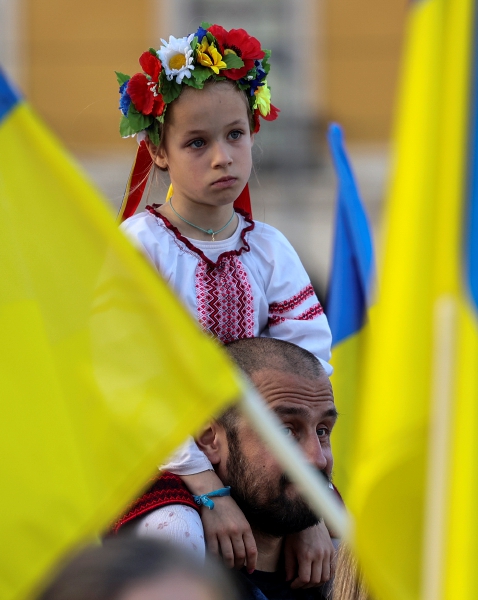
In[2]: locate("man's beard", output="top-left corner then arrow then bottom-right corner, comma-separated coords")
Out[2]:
224,428 -> 326,537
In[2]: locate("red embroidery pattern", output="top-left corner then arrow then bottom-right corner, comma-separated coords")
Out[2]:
298,302 -> 324,320
268,302 -> 324,328
269,284 -> 315,314
111,472 -> 199,534
196,257 -> 254,343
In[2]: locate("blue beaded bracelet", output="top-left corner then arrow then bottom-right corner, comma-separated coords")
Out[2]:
192,486 -> 231,510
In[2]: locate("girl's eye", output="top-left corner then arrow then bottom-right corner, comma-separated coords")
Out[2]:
229,130 -> 242,140
317,428 -> 328,438
189,139 -> 205,149
282,426 -> 294,437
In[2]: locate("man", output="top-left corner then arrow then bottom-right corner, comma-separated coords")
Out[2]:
114,338 -> 339,599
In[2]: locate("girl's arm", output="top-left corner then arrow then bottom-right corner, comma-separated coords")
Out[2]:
252,225 -> 333,374
163,439 -> 257,572
284,521 -> 336,589
180,470 -> 258,572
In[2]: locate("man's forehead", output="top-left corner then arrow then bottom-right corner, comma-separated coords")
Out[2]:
250,367 -> 335,412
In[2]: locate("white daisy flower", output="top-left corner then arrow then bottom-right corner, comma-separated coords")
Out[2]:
158,34 -> 195,84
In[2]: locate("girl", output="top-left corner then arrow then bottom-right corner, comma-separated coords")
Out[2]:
116,23 -> 335,587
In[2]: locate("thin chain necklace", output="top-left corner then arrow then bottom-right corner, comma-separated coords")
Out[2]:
169,198 -> 236,242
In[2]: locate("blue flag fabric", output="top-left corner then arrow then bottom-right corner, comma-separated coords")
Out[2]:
326,123 -> 375,345
0,68 -> 20,123
466,4 -> 478,310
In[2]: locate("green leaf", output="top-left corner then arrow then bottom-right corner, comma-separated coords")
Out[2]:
147,121 -> 160,146
236,80 -> 250,92
191,36 -> 198,52
126,105 -> 153,131
201,21 -> 212,29
160,78 -> 182,103
183,76 -> 202,90
149,47 -> 157,56
206,31 -> 215,44
191,66 -> 212,85
262,51 -> 271,75
223,53 -> 244,70
119,116 -> 137,137
115,71 -> 130,86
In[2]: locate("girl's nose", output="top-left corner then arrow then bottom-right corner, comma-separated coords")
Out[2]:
212,142 -> 232,168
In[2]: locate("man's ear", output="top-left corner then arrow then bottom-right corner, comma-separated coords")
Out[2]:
196,423 -> 223,465
145,139 -> 168,170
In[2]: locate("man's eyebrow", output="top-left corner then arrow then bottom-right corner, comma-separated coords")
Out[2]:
273,406 -> 338,421
323,408 -> 339,420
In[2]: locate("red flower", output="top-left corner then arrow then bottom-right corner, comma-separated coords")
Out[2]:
139,51 -> 162,81
208,25 -> 265,80
263,103 -> 280,122
127,73 -> 165,116
252,103 -> 280,133
252,109 -> 261,134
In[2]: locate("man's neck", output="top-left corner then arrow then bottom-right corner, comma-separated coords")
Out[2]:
253,531 -> 283,572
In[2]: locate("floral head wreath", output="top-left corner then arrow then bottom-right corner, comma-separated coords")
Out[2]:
116,23 -> 279,143
116,23 -> 279,222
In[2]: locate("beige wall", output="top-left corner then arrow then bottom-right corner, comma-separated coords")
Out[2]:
20,0 -> 409,151
323,0 -> 409,141
24,0 -> 157,152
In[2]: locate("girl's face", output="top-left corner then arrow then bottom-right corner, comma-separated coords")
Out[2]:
152,82 -> 254,213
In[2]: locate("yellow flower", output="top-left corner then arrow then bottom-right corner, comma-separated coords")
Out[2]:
197,37 -> 227,74
253,83 -> 271,117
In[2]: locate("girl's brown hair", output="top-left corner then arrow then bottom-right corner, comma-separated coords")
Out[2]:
332,544 -> 373,600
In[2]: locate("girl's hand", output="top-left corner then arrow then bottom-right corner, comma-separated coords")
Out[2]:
284,520 -> 336,589
180,470 -> 257,571
201,495 -> 257,572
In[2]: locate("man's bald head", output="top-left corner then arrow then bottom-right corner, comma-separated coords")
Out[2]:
225,337 -> 325,381
219,338 -> 326,433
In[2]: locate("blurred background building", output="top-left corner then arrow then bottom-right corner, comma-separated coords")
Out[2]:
0,0 -> 408,298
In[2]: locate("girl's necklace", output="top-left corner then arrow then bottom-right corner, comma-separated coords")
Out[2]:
169,198 -> 236,242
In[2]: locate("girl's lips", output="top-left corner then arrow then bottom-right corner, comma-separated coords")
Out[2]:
211,176 -> 237,189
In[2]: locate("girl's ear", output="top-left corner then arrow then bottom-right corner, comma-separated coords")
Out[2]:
196,423 -> 223,465
145,139 -> 168,170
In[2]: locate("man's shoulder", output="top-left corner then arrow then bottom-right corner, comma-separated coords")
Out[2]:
238,569 -> 329,600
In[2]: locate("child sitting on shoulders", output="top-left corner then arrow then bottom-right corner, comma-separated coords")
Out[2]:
116,23 -> 335,588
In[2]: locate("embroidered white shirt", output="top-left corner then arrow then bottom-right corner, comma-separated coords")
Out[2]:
121,207 -> 332,370
121,207 -> 333,476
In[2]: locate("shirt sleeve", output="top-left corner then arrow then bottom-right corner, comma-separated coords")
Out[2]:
255,224 -> 333,375
161,436 -> 214,476
133,504 -> 206,559
120,212 -> 162,268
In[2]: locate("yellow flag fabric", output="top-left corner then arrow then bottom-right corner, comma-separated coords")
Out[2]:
330,332 -> 366,496
0,73 -> 240,599
348,1 -> 478,599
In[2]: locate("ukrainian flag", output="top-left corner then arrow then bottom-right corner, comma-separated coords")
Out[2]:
347,0 -> 478,599
326,123 -> 374,498
0,69 -> 240,599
